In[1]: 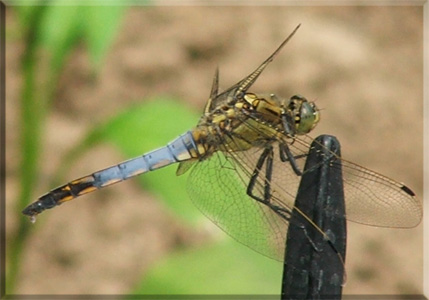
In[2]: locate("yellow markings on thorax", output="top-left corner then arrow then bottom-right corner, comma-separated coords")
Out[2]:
196,92 -> 298,154
244,93 -> 282,123
244,93 -> 258,104
212,113 -> 226,124
191,129 -> 210,156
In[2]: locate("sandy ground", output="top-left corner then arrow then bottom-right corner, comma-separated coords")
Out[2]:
6,5 -> 423,296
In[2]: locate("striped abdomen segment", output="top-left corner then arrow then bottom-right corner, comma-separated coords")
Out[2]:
22,131 -> 199,221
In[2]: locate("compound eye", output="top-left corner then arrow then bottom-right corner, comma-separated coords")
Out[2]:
290,94 -> 307,102
287,94 -> 308,111
297,101 -> 320,134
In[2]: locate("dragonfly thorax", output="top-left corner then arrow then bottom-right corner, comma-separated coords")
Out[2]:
239,92 -> 320,137
191,92 -> 320,159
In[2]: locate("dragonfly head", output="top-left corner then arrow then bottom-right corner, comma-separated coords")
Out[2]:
288,95 -> 320,134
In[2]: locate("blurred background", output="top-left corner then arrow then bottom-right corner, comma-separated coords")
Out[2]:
5,4 -> 423,296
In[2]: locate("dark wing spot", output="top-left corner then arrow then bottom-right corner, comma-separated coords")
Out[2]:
401,185 -> 415,197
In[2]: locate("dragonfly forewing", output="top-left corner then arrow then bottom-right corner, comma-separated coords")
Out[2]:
290,135 -> 422,228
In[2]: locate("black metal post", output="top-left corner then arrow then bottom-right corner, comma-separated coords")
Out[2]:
282,135 -> 347,300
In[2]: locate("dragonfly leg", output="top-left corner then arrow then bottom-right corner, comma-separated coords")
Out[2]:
247,146 -> 272,202
246,146 -> 292,221
281,110 -> 295,136
279,142 -> 303,176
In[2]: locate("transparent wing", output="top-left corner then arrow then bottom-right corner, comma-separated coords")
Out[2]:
186,127 -> 421,260
187,143 -> 306,261
291,135 -> 422,228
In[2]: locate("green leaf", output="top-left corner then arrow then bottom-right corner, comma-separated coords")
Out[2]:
36,5 -> 127,77
14,5 -> 40,28
82,5 -> 126,70
38,5 -> 83,73
135,239 -> 282,295
102,99 -> 198,155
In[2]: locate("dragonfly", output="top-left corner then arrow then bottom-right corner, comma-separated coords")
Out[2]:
23,24 -> 422,261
